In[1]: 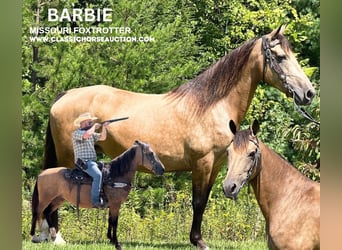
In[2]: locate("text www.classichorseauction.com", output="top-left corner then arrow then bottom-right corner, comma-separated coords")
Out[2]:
28,8 -> 155,43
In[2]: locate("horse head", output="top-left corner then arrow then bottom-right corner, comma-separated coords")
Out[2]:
223,120 -> 261,200
134,140 -> 165,176
260,25 -> 315,105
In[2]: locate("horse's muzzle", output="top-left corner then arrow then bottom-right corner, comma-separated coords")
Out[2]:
153,163 -> 165,176
222,181 -> 239,201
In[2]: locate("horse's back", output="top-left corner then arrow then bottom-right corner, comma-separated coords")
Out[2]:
48,84 -> 190,168
269,180 -> 320,250
39,167 -> 67,176
52,85 -> 163,111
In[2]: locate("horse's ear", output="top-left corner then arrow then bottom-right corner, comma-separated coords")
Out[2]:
269,24 -> 286,39
251,120 -> 260,136
229,120 -> 237,135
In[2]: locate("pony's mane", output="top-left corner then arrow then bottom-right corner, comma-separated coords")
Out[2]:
168,37 -> 258,116
108,145 -> 138,178
233,129 -> 253,151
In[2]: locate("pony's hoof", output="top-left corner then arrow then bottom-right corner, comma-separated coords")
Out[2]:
49,227 -> 56,241
116,244 -> 122,250
53,232 -> 66,245
31,235 -> 41,243
196,240 -> 209,250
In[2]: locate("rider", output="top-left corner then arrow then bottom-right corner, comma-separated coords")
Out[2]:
72,112 -> 110,208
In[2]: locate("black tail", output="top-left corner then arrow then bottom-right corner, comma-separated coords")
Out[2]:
43,91 -> 66,170
41,91 -> 67,230
42,117 -> 57,170
30,182 -> 39,236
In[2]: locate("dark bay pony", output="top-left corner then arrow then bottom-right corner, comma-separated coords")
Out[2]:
43,26 -> 315,249
223,120 -> 320,250
30,140 -> 164,249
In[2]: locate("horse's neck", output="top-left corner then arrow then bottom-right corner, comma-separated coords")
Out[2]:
222,60 -> 261,125
109,146 -> 140,183
250,142 -> 309,220
226,81 -> 258,125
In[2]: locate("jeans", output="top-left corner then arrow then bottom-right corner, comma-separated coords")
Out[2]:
84,160 -> 102,206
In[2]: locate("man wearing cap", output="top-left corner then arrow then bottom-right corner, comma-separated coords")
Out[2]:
72,112 -> 110,208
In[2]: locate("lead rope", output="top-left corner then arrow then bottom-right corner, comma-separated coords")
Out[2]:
292,90 -> 320,125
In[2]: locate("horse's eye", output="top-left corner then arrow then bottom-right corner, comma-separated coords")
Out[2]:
248,151 -> 255,158
276,55 -> 286,63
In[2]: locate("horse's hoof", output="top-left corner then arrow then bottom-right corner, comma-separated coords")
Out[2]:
31,235 -> 41,243
49,227 -> 57,241
196,240 -> 209,250
116,244 -> 122,250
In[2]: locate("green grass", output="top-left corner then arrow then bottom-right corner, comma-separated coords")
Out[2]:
22,173 -> 267,249
22,240 -> 267,249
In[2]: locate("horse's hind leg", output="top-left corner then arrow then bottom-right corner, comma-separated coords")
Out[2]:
30,182 -> 43,243
43,204 -> 57,241
30,215 -> 41,243
43,197 -> 65,244
30,209 -> 38,241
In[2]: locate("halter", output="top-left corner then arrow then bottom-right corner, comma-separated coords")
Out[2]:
227,137 -> 262,181
261,36 -> 320,126
245,138 -> 262,181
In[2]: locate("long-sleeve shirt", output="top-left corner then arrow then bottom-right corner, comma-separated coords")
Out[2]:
72,129 -> 101,162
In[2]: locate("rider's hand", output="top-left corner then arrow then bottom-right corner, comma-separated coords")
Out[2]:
102,122 -> 110,128
94,123 -> 102,129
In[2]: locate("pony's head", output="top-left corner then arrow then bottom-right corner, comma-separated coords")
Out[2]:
260,25 -> 315,105
134,140 -> 165,176
223,120 -> 261,200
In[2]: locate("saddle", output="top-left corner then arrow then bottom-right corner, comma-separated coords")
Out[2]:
64,160 -> 105,185
64,160 -> 108,213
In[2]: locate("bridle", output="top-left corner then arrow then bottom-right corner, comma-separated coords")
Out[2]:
141,144 -> 145,166
139,144 -> 157,173
261,36 -> 320,126
262,36 -> 290,93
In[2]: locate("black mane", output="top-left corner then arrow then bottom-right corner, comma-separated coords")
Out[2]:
107,145 -> 138,178
168,37 -> 258,116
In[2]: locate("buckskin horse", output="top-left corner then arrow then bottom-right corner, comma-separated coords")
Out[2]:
42,25 -> 315,249
30,140 -> 164,249
223,120 -> 320,249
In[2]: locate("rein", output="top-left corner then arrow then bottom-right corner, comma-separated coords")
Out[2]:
141,144 -> 144,167
261,36 -> 320,126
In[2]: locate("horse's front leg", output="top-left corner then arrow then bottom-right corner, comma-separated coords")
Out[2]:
190,154 -> 217,250
108,208 -> 122,250
190,183 -> 212,250
107,211 -> 113,242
